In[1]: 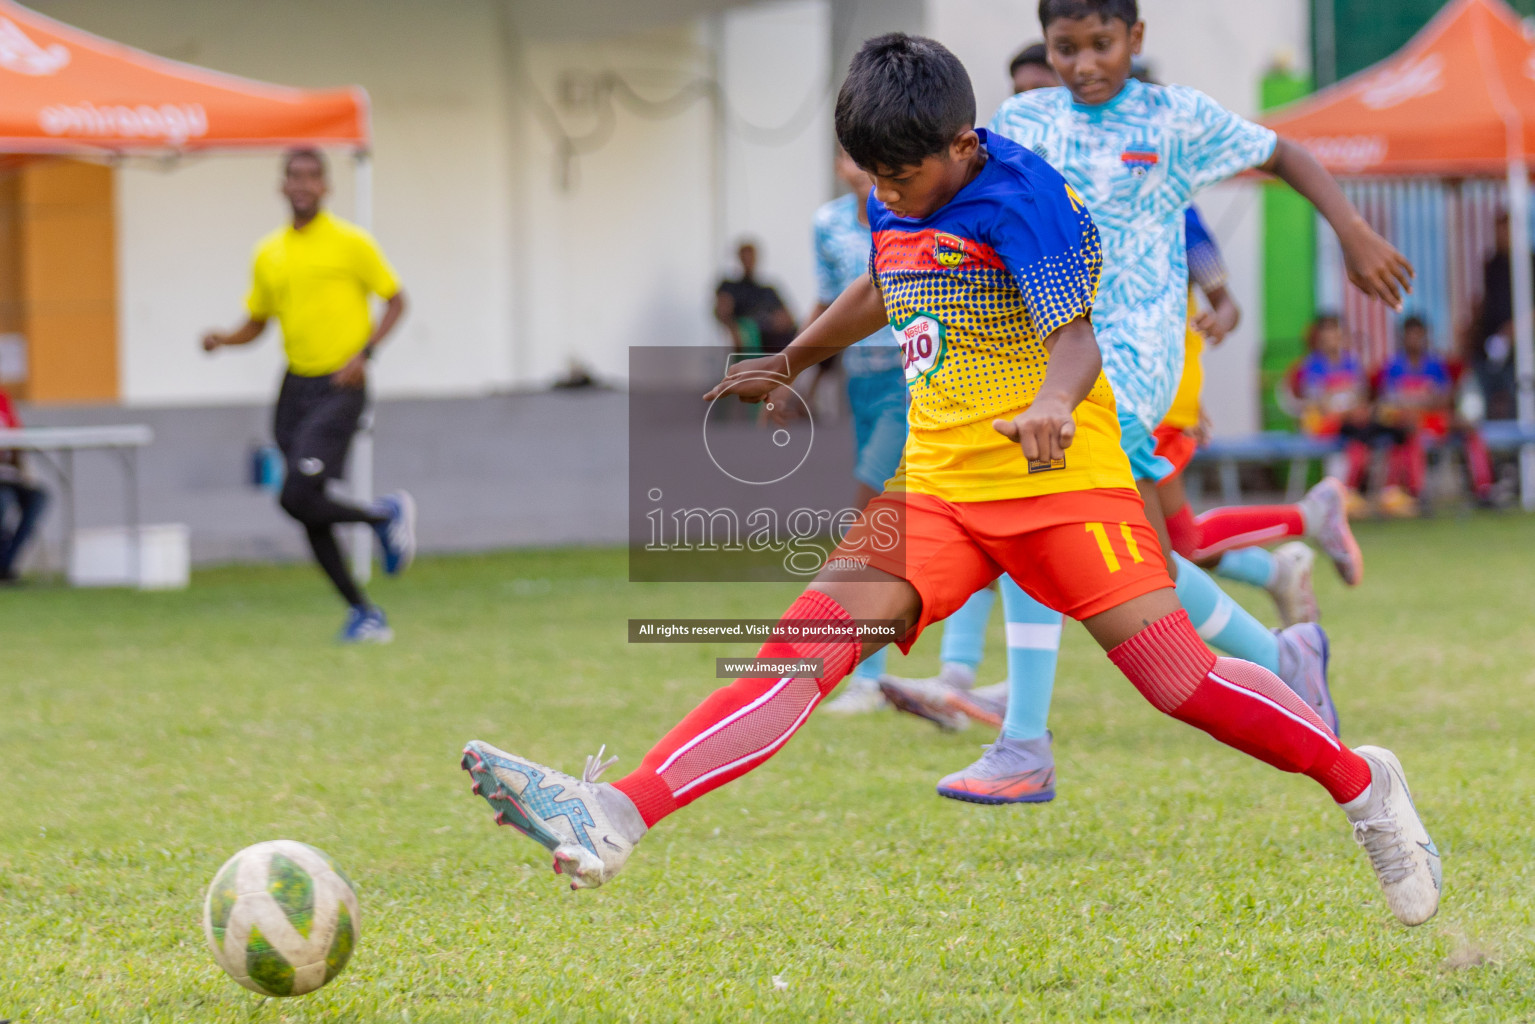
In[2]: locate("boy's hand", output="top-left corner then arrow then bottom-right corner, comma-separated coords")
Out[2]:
1192,306 -> 1237,344
994,393 -> 1076,463
1340,219 -> 1414,312
704,355 -> 794,403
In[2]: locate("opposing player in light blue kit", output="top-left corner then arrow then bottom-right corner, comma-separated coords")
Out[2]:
925,0 -> 1415,801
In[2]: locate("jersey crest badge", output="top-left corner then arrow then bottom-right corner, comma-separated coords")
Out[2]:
1120,149 -> 1159,176
933,232 -> 968,268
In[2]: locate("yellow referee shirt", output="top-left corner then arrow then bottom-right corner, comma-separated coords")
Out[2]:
246,210 -> 401,377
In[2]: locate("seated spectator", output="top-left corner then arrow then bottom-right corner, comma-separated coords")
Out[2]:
0,387 -> 48,583
1377,316 -> 1496,505
714,240 -> 798,355
1290,314 -> 1393,513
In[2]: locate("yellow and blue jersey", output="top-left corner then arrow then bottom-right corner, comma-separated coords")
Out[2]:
868,129 -> 1133,503
1164,205 -> 1228,431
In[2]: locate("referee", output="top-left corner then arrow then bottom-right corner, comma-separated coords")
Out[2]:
203,148 -> 414,643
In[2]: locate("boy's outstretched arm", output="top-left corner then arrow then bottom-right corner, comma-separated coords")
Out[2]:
1262,138 -> 1414,312
994,316 -> 1101,463
705,275 -> 888,402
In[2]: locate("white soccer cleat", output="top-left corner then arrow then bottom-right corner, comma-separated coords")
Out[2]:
823,675 -> 888,714
1267,541 -> 1319,627
1299,478 -> 1365,586
1345,745 -> 1442,926
461,741 -> 647,890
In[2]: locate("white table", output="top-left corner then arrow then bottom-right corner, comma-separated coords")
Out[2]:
0,425 -> 155,581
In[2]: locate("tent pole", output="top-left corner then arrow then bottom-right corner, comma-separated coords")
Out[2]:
1508,158 -> 1535,510
349,149 -> 375,584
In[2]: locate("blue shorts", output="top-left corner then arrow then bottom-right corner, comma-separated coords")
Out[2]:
847,369 -> 908,491
1117,410 -> 1175,483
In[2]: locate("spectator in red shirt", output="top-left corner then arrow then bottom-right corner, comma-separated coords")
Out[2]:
0,388 -> 48,582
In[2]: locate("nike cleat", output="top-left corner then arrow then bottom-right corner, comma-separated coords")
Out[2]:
1268,541 -> 1319,627
1345,745 -> 1442,926
460,741 -> 647,890
373,491 -> 417,576
1299,478 -> 1364,586
946,681 -> 1008,729
936,733 -> 1055,804
879,676 -> 969,731
1274,622 -> 1340,737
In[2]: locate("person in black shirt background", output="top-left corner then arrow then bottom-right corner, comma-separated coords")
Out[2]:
714,240 -> 798,354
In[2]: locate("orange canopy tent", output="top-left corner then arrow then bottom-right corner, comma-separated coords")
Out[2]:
0,0 -> 379,569
1264,0 -> 1535,505
0,0 -> 368,153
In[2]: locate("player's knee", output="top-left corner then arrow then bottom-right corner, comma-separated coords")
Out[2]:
278,473 -> 325,523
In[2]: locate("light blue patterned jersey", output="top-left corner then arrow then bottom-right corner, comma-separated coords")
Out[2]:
988,79 -> 1276,429
813,192 -> 901,377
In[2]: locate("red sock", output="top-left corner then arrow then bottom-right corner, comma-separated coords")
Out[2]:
1165,504 -> 1198,559
1108,612 -> 1372,802
1190,504 -> 1304,561
1464,430 -> 1495,496
613,589 -> 862,827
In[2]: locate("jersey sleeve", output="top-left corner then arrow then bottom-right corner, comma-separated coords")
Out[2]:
1184,205 -> 1228,292
990,182 -> 1102,339
1175,87 -> 1278,194
353,231 -> 402,299
244,246 -> 275,320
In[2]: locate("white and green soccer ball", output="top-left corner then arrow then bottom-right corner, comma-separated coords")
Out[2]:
202,840 -> 360,997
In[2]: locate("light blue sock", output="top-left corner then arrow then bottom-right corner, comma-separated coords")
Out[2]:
999,575 -> 1061,741
1173,554 -> 1279,673
1215,547 -> 1277,590
939,585 -> 996,671
851,646 -> 888,682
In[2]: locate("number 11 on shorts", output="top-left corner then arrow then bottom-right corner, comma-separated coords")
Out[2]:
1085,521 -> 1144,573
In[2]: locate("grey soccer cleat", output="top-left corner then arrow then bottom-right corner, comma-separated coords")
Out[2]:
946,681 -> 1008,728
1268,541 -> 1319,627
461,741 -> 647,890
1274,622 -> 1340,736
1299,478 -> 1365,586
823,674 -> 888,714
1345,746 -> 1442,926
879,675 -> 970,731
936,733 -> 1056,804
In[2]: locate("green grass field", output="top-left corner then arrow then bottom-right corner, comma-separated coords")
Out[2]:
2,516 -> 1533,1022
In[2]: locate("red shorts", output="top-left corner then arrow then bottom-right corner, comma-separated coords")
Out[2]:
1152,425 -> 1198,477
835,488 -> 1172,653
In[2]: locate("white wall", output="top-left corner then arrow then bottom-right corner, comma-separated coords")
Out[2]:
925,0 -> 1310,435
719,0 -> 834,323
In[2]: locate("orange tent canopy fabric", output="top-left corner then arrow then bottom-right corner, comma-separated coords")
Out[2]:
1264,0 -> 1535,176
0,0 -> 367,154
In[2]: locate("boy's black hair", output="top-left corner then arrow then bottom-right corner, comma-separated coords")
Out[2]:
1401,314 -> 1427,333
1038,0 -> 1139,29
1306,313 -> 1341,349
1009,42 -> 1050,75
835,33 -> 976,172
284,147 -> 327,177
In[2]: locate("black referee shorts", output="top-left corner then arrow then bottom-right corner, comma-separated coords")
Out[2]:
273,371 -> 366,483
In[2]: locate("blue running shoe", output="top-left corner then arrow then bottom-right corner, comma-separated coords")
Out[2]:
339,605 -> 393,644
460,741 -> 647,890
372,491 -> 416,576
1275,622 -> 1338,736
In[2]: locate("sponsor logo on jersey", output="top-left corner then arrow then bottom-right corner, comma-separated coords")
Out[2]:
1028,456 -> 1066,473
933,232 -> 968,268
893,312 -> 947,384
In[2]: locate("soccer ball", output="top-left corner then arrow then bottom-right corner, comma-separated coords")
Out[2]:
202,840 -> 360,997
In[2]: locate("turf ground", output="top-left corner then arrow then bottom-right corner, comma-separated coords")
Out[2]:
2,515 -> 1533,1022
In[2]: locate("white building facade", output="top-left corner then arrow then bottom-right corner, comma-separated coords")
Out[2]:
33,0 -> 1305,434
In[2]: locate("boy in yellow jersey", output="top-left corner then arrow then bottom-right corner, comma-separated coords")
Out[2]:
458,35 -> 1440,928
203,149 -> 414,643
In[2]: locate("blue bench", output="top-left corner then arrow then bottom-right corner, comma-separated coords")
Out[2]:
1190,420 -> 1535,504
